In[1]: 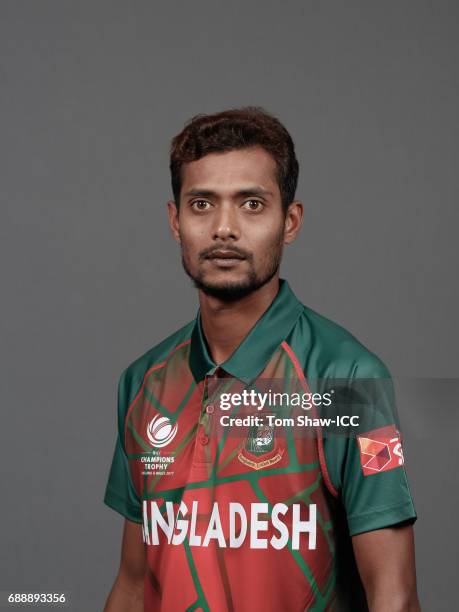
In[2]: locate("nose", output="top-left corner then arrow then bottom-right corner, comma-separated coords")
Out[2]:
212,203 -> 240,241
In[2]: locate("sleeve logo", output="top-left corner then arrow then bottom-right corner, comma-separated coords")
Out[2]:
357,424 -> 404,476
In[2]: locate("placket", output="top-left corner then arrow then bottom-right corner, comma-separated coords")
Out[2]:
191,367 -> 220,467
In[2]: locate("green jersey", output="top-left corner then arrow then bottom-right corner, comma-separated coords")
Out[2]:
104,279 -> 416,611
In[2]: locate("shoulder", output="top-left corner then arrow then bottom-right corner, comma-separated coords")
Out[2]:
119,319 -> 195,403
294,305 -> 391,379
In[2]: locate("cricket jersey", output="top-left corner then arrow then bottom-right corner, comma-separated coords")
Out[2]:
104,279 -> 416,611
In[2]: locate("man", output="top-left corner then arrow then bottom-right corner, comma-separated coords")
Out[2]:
103,108 -> 420,611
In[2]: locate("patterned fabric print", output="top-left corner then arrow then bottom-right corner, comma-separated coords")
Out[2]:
125,341 -> 338,612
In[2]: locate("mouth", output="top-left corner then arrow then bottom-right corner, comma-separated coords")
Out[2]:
204,250 -> 247,267
206,250 -> 246,260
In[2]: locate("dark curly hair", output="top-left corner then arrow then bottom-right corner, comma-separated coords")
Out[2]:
170,107 -> 299,212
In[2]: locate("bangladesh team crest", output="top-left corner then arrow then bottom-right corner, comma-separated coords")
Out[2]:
238,417 -> 284,470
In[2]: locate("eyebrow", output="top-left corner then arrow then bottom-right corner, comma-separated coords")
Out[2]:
183,186 -> 274,199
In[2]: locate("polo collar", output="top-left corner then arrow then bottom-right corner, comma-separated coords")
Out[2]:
189,279 -> 304,384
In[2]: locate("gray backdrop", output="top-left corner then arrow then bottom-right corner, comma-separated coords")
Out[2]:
1,2 -> 458,610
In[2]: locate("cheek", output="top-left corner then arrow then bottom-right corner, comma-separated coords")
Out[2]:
179,227 -> 210,263
247,221 -> 285,255
179,222 -> 203,249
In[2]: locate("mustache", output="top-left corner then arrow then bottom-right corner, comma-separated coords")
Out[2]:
199,245 -> 253,261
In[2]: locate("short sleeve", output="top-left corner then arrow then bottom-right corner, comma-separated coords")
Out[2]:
103,370 -> 143,523
323,361 -> 417,537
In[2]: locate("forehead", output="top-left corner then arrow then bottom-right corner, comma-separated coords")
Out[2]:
180,146 -> 280,197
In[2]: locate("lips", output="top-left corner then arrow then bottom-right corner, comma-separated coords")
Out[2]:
206,250 -> 246,260
204,249 -> 247,269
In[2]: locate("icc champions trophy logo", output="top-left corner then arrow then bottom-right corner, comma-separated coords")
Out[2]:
146,415 -> 178,448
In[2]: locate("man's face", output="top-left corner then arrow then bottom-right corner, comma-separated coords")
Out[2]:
168,146 -> 300,301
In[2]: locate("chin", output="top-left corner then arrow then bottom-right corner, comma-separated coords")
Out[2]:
193,270 -> 272,302
199,284 -> 256,301
205,271 -> 247,285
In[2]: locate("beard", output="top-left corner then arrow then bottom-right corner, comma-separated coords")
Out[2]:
180,230 -> 285,302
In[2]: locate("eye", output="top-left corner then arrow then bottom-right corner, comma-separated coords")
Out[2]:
243,199 -> 264,212
191,199 -> 211,211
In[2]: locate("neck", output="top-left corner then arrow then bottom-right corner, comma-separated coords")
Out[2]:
198,275 -> 280,365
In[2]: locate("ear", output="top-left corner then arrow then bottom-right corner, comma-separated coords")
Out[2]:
167,200 -> 181,244
283,201 -> 304,244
